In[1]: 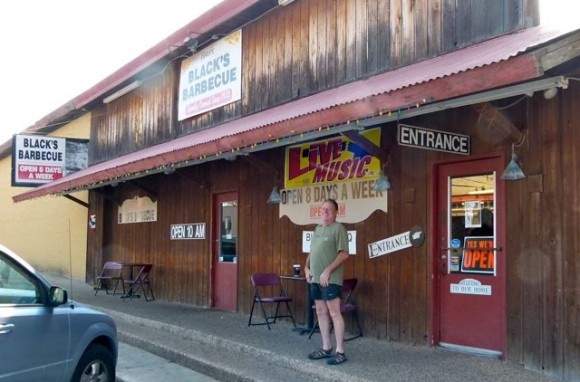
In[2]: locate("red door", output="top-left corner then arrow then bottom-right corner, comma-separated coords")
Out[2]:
433,156 -> 506,358
212,192 -> 238,311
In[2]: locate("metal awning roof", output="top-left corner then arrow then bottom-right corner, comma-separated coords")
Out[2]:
13,25 -> 579,202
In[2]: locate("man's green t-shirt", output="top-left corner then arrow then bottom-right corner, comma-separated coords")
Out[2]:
309,222 -> 349,286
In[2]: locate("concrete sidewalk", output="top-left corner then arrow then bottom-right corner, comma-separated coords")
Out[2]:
49,275 -> 559,382
117,342 -> 219,382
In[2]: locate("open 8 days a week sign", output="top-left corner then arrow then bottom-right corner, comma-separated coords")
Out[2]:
279,128 -> 387,225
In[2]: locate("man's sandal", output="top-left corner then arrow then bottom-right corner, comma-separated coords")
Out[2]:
307,348 -> 333,360
326,352 -> 347,365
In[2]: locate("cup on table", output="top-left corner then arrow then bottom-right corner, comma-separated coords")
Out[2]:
293,264 -> 301,277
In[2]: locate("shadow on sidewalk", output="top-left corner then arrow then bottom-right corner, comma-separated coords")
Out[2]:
47,274 -> 558,382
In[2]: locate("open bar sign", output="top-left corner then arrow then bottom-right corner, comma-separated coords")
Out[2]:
170,223 -> 206,240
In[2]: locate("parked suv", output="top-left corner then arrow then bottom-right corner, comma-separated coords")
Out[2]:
0,245 -> 117,381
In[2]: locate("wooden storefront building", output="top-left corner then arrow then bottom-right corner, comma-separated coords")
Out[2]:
14,1 -> 580,380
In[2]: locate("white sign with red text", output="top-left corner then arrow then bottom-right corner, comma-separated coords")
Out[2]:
13,135 -> 66,186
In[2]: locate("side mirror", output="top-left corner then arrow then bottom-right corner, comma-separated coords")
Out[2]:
48,286 -> 68,306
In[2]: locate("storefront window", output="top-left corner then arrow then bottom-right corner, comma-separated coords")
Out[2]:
448,174 -> 495,274
220,201 -> 237,263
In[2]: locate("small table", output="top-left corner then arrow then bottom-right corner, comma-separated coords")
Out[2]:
121,263 -> 150,299
280,275 -> 314,335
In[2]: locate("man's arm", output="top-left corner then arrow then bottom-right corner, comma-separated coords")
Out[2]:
304,253 -> 313,283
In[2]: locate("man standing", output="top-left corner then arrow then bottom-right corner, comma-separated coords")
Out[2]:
304,199 -> 349,365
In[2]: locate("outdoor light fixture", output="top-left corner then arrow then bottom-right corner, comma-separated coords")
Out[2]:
267,186 -> 282,204
501,132 -> 526,180
375,173 -> 391,192
103,80 -> 142,104
543,87 -> 558,100
501,152 -> 526,180
374,160 -> 391,192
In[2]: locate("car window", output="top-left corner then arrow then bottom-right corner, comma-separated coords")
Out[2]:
0,256 -> 41,305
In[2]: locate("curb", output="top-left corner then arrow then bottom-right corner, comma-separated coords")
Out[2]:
93,305 -> 368,382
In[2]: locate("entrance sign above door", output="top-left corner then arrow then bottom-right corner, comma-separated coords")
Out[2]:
398,124 -> 470,155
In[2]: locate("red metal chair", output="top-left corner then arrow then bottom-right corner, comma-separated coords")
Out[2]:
122,264 -> 155,302
308,278 -> 363,341
248,273 -> 296,330
94,261 -> 125,296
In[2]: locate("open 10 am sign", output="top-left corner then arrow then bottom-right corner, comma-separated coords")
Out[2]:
170,223 -> 206,240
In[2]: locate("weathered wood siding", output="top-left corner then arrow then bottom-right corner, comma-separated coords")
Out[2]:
89,0 -> 530,164
84,0 -> 580,380
87,81 -> 580,380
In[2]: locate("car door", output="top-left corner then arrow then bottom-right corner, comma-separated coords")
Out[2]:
0,254 -> 70,381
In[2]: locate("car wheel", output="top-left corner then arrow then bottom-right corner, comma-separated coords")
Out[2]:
71,343 -> 116,382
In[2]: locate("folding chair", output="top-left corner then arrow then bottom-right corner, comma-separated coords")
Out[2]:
94,261 -> 125,296
122,264 -> 155,301
248,272 -> 296,330
308,278 -> 363,341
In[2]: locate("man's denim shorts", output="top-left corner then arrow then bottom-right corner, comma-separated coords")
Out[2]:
310,283 -> 342,301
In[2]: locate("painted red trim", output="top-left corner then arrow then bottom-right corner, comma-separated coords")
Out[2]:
13,51 -> 542,203
429,152 -> 508,358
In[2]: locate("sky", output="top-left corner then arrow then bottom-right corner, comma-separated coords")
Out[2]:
0,0 -> 224,145
0,0 -> 576,146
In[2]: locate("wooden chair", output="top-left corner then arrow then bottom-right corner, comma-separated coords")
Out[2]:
248,272 -> 296,330
94,261 -> 125,296
308,278 -> 363,341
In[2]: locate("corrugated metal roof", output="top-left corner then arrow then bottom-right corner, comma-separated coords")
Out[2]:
0,0 -> 269,157
13,25 -> 579,202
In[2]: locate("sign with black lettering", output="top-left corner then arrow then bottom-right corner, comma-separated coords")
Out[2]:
368,231 -> 412,258
11,134 -> 89,187
170,223 -> 206,240
302,230 -> 357,254
398,123 -> 470,155
460,236 -> 495,274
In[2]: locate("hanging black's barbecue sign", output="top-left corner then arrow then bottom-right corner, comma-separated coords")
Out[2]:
398,123 -> 470,155
11,134 -> 89,187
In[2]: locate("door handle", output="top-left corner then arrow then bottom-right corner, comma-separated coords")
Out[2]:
0,323 -> 15,334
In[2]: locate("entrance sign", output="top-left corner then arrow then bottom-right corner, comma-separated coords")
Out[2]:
450,279 -> 492,296
170,223 -> 206,240
398,123 -> 470,155
368,231 -> 413,258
